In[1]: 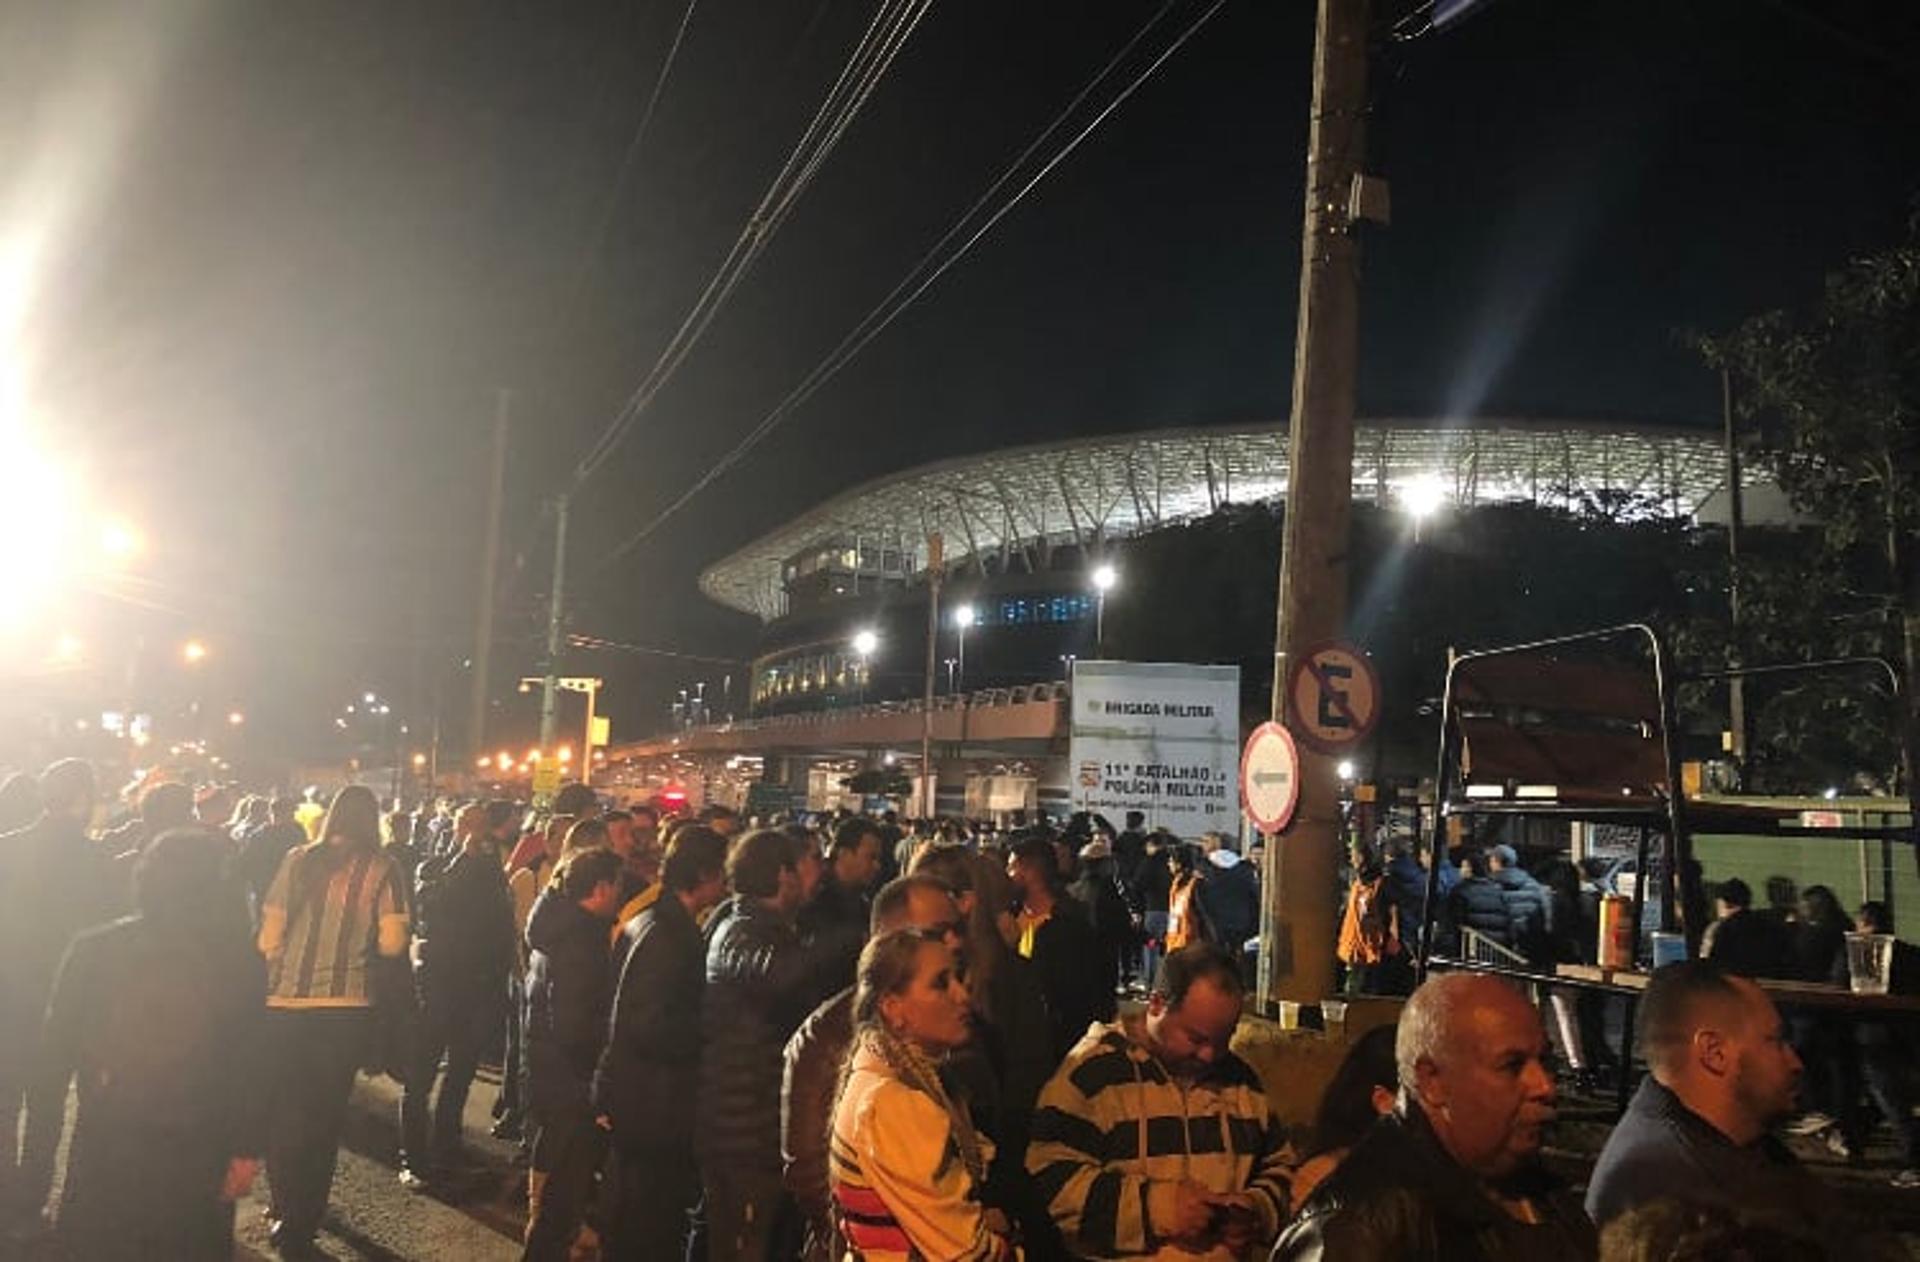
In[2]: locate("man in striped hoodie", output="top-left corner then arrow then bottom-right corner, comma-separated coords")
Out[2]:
1027,943 -> 1294,1260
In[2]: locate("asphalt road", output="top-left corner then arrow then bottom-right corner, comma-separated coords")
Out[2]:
233,1071 -> 528,1262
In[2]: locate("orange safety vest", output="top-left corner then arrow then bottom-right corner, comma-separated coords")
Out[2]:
1337,874 -> 1393,966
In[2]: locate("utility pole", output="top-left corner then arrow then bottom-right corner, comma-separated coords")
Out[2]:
468,390 -> 510,760
921,534 -> 943,819
1260,0 -> 1372,1010
539,492 -> 571,756
1721,367 -> 1747,768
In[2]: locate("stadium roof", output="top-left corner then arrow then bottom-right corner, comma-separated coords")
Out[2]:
700,417 -> 1736,620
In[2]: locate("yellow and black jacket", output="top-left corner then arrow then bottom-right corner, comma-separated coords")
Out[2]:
1027,1018 -> 1295,1260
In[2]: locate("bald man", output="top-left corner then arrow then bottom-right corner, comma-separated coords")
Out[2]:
1584,962 -> 1859,1251
1274,972 -> 1594,1261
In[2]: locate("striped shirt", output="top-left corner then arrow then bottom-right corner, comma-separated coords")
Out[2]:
1027,1018 -> 1296,1260
258,844 -> 409,1008
829,1041 -> 1009,1262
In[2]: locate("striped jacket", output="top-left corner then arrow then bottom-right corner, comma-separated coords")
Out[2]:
259,844 -> 409,1007
1026,1019 -> 1294,1260
829,1041 -> 1011,1262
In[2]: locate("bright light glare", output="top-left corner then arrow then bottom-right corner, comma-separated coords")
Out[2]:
1337,760 -> 1357,781
557,745 -> 573,764
182,640 -> 208,664
99,520 -> 141,561
52,632 -> 80,662
0,433 -> 74,628
1091,563 -> 1118,592
954,604 -> 976,629
411,752 -> 427,768
1400,476 -> 1447,521
852,629 -> 879,657
226,711 -> 244,726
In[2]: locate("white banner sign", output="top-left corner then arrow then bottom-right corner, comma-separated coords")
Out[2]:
1069,661 -> 1241,839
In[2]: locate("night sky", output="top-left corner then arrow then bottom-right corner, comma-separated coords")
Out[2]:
5,0 -> 1918,760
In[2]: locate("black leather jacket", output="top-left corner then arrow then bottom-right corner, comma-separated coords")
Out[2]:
696,898 -> 845,1171
1273,1098 -> 1595,1262
782,986 -> 854,1259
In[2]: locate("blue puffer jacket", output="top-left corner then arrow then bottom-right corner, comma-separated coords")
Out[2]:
1490,867 -> 1553,963
1445,876 -> 1512,949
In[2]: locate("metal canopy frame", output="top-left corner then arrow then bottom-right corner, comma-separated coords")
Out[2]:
1416,636 -> 1919,982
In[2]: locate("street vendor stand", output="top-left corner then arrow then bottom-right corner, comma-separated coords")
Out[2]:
1413,624 -> 1920,1112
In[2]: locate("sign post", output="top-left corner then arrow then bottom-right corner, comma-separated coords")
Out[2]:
1241,722 -> 1302,834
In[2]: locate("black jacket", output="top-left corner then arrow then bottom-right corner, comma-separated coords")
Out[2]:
0,814 -> 121,1029
234,822 -> 307,922
1196,857 -> 1261,951
798,874 -> 870,983
1026,898 -> 1115,1060
524,890 -> 614,1126
1585,1078 -> 1851,1251
44,913 -> 270,1261
413,847 -> 516,1007
1702,908 -> 1793,979
1131,851 -> 1173,915
1274,1098 -> 1595,1262
696,898 -> 845,1171
782,986 -> 854,1256
593,891 -> 706,1154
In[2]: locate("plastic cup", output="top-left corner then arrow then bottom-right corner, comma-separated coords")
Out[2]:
1321,1000 -> 1348,1030
1845,932 -> 1895,995
1650,932 -> 1687,969
1277,1000 -> 1301,1030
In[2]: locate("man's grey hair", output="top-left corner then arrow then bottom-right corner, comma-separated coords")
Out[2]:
1395,972 -> 1510,1091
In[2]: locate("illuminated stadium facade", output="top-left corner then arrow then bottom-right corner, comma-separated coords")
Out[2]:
700,418 -> 1737,716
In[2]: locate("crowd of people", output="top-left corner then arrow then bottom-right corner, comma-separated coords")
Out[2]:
0,757 -> 1912,1261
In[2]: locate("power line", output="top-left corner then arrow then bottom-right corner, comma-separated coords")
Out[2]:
571,0 -> 936,488
567,631 -> 745,667
589,0 -> 1228,573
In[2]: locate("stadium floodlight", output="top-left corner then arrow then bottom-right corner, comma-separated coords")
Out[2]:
1401,476 -> 1446,521
1091,563 -> 1119,655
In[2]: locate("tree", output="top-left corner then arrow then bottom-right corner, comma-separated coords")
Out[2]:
1698,226 -> 1920,790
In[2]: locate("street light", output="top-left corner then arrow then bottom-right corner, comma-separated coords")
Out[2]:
1091,563 -> 1118,656
852,629 -> 879,704
182,640 -> 208,665
227,711 -> 244,727
952,604 -> 976,695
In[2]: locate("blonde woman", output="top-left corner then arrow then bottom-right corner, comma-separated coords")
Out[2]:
831,927 -> 1015,1261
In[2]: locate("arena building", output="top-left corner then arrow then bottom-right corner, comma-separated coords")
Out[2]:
696,417 -> 1736,718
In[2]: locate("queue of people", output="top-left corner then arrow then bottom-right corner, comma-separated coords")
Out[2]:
0,754 -> 1915,1261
